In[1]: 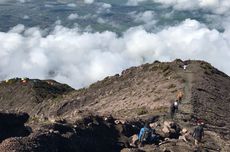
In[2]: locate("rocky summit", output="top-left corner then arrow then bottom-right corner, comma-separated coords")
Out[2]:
0,59 -> 229,152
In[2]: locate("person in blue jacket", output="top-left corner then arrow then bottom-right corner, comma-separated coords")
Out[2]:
138,122 -> 159,146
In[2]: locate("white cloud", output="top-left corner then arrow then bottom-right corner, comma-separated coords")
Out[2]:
97,18 -> 107,24
67,13 -> 97,21
17,0 -> 30,3
68,13 -> 79,20
67,3 -> 76,7
44,4 -> 54,8
96,2 -> 111,14
0,19 -> 230,88
101,3 -> 111,9
23,15 -> 30,20
0,0 -> 28,3
9,24 -> 25,33
84,0 -> 94,4
127,0 -> 230,14
127,0 -> 147,6
135,11 -> 155,23
132,11 -> 157,29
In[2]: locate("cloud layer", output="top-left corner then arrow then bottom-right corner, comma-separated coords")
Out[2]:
127,0 -> 230,14
84,0 -> 94,4
0,18 -> 230,88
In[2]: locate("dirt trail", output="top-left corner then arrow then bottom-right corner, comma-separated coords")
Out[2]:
175,64 -> 230,152
181,70 -> 194,114
176,66 -> 195,124
173,65 -> 194,128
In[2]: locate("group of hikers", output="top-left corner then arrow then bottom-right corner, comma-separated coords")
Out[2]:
137,91 -> 205,148
169,91 -> 183,120
4,78 -> 55,86
4,77 -> 28,84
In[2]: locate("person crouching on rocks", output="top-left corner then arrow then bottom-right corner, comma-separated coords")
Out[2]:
179,128 -> 190,142
192,120 -> 204,146
138,122 -> 160,146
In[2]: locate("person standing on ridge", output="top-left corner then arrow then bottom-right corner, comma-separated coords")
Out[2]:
169,100 -> 178,120
177,91 -> 183,102
183,64 -> 187,70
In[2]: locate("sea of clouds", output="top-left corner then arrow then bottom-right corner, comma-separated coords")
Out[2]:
127,0 -> 230,14
0,0 -> 230,88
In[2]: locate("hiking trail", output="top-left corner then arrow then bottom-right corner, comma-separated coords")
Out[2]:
177,65 -> 194,124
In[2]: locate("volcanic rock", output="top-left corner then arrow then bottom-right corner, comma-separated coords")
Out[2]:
0,112 -> 30,142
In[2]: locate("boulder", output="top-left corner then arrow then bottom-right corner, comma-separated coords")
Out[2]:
121,148 -> 145,152
0,112 -> 30,142
0,112 -> 29,126
129,134 -> 138,147
161,121 -> 181,139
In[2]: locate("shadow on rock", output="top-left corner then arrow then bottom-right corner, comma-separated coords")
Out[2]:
0,112 -> 31,142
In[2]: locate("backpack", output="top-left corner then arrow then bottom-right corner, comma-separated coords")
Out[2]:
140,128 -> 151,142
193,126 -> 204,139
174,101 -> 178,109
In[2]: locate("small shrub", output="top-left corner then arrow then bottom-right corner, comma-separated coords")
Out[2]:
29,116 -> 40,123
168,84 -> 176,89
204,70 -> 212,75
180,78 -> 186,83
173,75 -> 182,80
161,65 -> 170,72
201,62 -> 212,70
137,107 -> 148,115
171,89 -> 177,93
163,70 -> 171,77
153,97 -> 161,102
155,106 -> 168,113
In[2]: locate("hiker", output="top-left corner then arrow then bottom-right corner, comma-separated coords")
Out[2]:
21,78 -> 27,84
177,91 -> 183,102
183,64 -> 187,70
138,122 -> 159,146
179,128 -> 190,142
168,122 -> 181,139
192,120 -> 204,146
151,128 -> 160,144
169,100 -> 179,119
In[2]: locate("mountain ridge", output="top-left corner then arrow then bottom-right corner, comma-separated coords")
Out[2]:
0,59 -> 230,151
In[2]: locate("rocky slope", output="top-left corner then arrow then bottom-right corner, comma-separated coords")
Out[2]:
0,78 -> 74,115
191,62 -> 230,140
48,60 -> 186,121
0,60 -> 230,152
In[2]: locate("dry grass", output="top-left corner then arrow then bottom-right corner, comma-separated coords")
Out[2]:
136,107 -> 148,115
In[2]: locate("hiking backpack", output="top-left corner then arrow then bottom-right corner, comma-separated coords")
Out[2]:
174,101 -> 178,109
140,128 -> 151,142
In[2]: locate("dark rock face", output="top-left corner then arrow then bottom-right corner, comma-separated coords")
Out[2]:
0,112 -> 29,126
0,133 -> 70,152
0,112 -> 30,142
0,115 -> 209,152
0,116 -> 132,152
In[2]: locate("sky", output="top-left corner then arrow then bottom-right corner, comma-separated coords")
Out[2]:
0,0 -> 230,88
